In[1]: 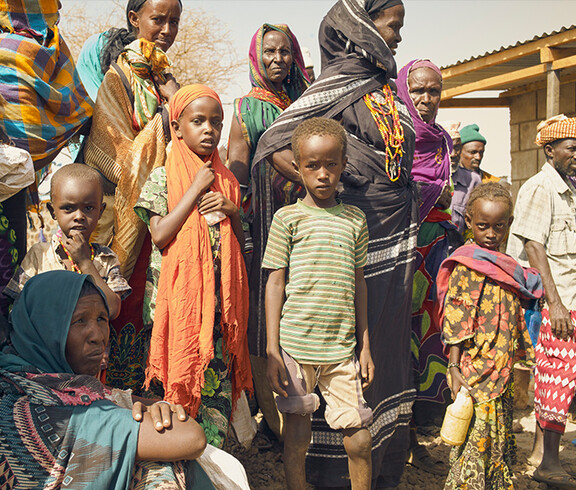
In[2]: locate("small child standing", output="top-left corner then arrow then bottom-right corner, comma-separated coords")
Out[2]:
437,182 -> 543,488
5,164 -> 131,319
264,117 -> 374,489
142,85 -> 252,449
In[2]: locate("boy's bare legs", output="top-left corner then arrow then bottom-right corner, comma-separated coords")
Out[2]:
343,427 -> 372,489
284,413 -> 311,490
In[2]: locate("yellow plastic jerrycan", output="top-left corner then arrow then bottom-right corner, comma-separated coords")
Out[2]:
440,387 -> 473,446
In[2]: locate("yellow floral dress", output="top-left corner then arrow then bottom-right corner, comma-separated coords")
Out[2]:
443,264 -> 534,490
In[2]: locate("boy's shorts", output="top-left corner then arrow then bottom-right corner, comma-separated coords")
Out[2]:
275,349 -> 373,430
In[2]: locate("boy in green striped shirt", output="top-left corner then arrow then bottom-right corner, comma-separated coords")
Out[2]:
263,118 -> 374,489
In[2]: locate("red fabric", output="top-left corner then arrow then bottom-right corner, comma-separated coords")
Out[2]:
425,207 -> 452,224
145,85 -> 251,416
534,308 -> 576,434
246,86 -> 291,111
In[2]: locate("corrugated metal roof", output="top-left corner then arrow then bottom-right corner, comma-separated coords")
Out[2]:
442,25 -> 576,70
440,25 -> 576,99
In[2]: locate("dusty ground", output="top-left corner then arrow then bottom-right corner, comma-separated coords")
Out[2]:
227,391 -> 576,489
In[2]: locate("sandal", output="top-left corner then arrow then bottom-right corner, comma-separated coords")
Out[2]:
533,467 -> 576,489
406,444 -> 448,476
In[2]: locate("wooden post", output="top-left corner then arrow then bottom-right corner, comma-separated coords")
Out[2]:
546,65 -> 561,118
541,47 -> 561,118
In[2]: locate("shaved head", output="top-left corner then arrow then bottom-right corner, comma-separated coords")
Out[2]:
50,164 -> 103,201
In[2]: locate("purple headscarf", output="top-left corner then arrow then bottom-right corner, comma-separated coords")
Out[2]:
397,59 -> 452,223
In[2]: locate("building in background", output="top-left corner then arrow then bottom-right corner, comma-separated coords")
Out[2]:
440,25 -> 576,198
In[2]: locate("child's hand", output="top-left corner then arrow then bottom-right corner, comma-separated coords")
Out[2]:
192,161 -> 215,194
198,192 -> 238,217
358,347 -> 375,390
62,233 -> 92,268
266,351 -> 289,398
448,368 -> 472,400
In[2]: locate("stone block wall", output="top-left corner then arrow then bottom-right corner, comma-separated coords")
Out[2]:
509,81 -> 576,200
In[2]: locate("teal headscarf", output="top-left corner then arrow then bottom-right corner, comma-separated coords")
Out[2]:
1,271 -> 108,373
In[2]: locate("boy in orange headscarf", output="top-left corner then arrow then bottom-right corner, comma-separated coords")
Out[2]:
137,84 -> 252,448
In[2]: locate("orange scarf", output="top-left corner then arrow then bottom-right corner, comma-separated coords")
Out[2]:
145,85 -> 251,415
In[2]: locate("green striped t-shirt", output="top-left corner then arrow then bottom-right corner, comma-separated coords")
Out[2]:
262,199 -> 369,364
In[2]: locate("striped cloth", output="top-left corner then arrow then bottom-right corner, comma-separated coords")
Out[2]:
262,199 -> 368,363
0,0 -> 92,166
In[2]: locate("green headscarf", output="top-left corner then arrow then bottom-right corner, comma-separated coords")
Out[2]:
1,271 -> 108,373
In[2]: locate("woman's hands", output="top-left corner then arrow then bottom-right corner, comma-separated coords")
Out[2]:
154,73 -> 180,103
132,400 -> 188,432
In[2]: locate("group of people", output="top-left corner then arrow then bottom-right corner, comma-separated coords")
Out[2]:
1,0 -> 576,489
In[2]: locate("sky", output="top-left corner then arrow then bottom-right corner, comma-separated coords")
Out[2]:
63,0 -> 576,178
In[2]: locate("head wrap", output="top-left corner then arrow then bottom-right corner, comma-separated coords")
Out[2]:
253,0 -> 403,165
0,0 -> 59,37
319,0 -> 401,78
365,0 -> 403,15
397,59 -> 451,222
441,121 -> 461,140
535,114 -> 576,146
147,84 -> 252,416
248,24 -> 309,103
3,272 -> 107,374
460,124 -> 487,145
0,0 -> 92,166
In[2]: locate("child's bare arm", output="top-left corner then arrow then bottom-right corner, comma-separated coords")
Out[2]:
265,268 -> 289,397
63,234 -> 122,319
447,344 -> 471,399
150,161 -> 215,250
355,267 -> 374,390
197,193 -> 245,251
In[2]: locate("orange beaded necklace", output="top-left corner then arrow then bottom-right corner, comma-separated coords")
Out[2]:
363,84 -> 404,182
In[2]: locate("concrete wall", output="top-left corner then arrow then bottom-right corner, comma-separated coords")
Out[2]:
509,81 -> 576,200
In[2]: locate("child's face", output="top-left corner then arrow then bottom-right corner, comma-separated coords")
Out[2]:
465,198 -> 512,251
293,135 -> 346,207
171,97 -> 223,157
48,179 -> 105,241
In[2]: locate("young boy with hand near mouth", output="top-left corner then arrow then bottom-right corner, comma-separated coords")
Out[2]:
5,164 -> 131,319
264,117 -> 374,489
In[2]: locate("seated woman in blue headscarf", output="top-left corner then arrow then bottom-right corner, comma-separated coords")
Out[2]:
0,270 -> 211,488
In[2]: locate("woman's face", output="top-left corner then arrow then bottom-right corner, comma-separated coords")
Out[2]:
65,293 -> 109,377
408,67 -> 442,124
371,4 -> 405,55
128,0 -> 181,53
262,30 -> 293,91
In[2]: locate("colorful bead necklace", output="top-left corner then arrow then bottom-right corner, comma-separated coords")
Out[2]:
363,84 -> 404,182
60,242 -> 94,273
56,228 -> 94,273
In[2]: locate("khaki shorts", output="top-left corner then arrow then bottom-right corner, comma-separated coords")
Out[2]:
275,349 -> 373,430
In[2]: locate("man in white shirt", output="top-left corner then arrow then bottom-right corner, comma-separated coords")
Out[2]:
507,115 -> 576,488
